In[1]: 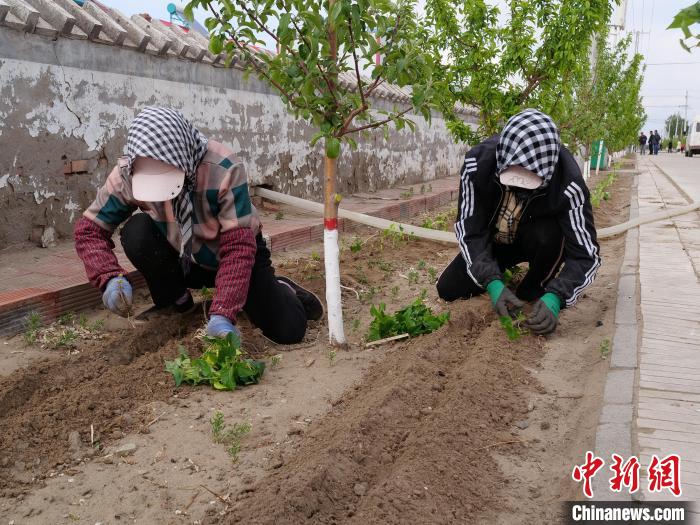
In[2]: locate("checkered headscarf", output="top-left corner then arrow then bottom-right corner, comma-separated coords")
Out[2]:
496,109 -> 560,187
126,107 -> 209,274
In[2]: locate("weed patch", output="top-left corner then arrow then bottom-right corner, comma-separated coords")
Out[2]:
24,311 -> 104,350
591,171 -> 617,207
210,411 -> 251,462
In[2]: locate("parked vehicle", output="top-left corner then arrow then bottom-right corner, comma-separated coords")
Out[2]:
685,115 -> 700,157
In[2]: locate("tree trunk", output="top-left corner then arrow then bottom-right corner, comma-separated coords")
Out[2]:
323,153 -> 346,345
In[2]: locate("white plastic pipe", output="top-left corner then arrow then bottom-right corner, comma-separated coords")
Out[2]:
255,187 -> 455,243
254,189 -> 700,243
323,228 -> 346,345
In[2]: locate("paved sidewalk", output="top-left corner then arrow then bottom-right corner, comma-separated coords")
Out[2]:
0,177 -> 458,336
636,155 -> 700,501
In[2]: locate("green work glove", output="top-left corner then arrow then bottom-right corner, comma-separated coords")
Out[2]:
525,293 -> 561,335
486,279 -> 524,317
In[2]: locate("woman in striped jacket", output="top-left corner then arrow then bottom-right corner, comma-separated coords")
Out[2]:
74,107 -> 322,344
437,109 -> 601,335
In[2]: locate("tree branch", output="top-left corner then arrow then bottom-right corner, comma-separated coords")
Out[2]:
205,5 -> 300,109
517,73 -> 544,105
347,18 -> 366,108
342,107 -> 412,136
288,14 -> 339,106
360,12 -> 402,101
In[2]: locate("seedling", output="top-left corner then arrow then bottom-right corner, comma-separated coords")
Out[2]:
58,312 -> 76,325
399,187 -> 414,200
420,208 -> 456,231
350,237 -> 363,253
407,270 -> 420,285
54,328 -> 78,348
164,334 -> 265,391
359,286 -> 377,304
367,299 -> 450,341
354,267 -> 369,286
77,314 -> 104,332
270,354 -> 282,368
417,260 -> 426,270
599,339 -> 611,360
23,311 -> 42,345
274,211 -> 284,220
210,411 -> 251,462
499,313 -> 528,341
201,287 -> 214,322
391,286 -> 400,300
352,319 -> 361,332
311,251 -> 321,262
427,267 -> 438,282
427,184 -> 433,193
378,261 -> 394,273
502,266 -> 523,287
591,172 -> 617,207
382,224 -> 414,248
328,349 -> 337,365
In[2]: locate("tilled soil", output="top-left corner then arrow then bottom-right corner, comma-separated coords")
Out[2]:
0,167 -> 634,523
0,316 -> 202,494
222,305 -> 543,524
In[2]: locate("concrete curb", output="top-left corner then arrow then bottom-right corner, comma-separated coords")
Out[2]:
592,172 -> 640,501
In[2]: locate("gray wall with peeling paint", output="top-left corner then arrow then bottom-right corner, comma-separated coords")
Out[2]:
0,30 -> 473,246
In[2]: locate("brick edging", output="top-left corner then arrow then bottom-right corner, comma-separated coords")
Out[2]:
0,186 -> 458,337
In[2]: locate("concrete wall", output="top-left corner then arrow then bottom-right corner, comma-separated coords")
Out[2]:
0,29 -> 473,246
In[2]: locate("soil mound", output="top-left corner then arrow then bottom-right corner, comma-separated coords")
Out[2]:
0,314 -> 201,493
219,303 -> 545,524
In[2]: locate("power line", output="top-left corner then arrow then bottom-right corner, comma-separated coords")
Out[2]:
645,61 -> 700,65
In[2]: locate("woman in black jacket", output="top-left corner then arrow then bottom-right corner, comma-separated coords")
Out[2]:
438,109 -> 601,335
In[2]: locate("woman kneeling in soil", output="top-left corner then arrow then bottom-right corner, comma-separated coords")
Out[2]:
74,107 -> 322,344
437,109 -> 601,335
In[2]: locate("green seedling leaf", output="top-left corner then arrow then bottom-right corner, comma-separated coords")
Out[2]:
367,299 -> 449,341
164,333 -> 264,391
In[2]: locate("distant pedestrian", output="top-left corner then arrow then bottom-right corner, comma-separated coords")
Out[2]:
638,132 -> 647,155
668,139 -> 673,153
648,131 -> 654,155
653,130 -> 662,155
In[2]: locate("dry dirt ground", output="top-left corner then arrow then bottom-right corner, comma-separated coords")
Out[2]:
0,166 -> 633,525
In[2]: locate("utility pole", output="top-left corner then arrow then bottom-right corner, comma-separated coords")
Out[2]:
633,30 -> 650,54
683,90 -> 689,145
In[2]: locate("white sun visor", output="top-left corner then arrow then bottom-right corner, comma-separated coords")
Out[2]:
131,157 -> 186,202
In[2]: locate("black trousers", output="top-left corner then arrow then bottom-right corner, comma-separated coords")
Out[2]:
437,218 -> 565,302
120,213 -> 307,344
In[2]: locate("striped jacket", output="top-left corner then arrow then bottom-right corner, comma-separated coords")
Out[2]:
74,140 -> 261,321
455,136 -> 600,308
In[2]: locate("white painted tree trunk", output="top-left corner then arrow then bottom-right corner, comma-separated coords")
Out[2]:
323,227 -> 346,345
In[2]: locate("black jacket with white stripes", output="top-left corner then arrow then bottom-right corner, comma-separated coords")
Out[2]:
455,135 -> 601,308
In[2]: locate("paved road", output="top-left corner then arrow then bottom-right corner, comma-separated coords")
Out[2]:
650,153 -> 700,202
636,154 -> 700,502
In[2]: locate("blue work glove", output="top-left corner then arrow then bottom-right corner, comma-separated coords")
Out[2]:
207,314 -> 242,340
102,275 -> 133,317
